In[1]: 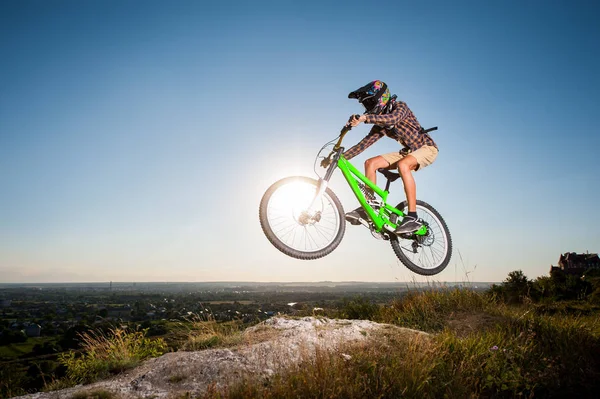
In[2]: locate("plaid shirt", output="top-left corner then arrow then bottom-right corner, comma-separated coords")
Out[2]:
343,101 -> 437,160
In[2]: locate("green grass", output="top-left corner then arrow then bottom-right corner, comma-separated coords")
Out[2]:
0,343 -> 31,358
0,336 -> 56,359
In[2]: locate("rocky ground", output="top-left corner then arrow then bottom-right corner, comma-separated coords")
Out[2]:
15,317 -> 429,399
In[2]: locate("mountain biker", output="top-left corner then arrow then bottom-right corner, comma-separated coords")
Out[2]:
343,80 -> 438,234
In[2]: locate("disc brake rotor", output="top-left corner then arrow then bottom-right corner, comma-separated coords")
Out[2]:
297,210 -> 322,226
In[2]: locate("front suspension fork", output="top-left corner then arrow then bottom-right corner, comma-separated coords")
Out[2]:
307,178 -> 328,213
307,148 -> 342,213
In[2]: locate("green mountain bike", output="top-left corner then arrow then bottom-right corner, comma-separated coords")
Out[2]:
259,119 -> 452,276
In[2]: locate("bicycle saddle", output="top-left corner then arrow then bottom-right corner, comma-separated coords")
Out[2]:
377,168 -> 401,182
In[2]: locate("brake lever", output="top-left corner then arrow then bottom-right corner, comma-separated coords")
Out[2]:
320,155 -> 332,168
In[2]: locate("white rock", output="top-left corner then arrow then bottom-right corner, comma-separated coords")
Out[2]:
14,317 -> 428,399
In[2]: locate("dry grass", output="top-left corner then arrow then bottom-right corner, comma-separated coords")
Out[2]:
175,313 -> 246,351
58,326 -> 168,384
211,329 -> 435,399
173,310 -> 277,351
241,324 -> 281,345
199,289 -> 600,398
378,287 -> 492,332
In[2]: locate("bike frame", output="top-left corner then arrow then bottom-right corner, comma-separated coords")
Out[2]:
314,150 -> 428,236
312,122 -> 428,236
336,155 -> 404,232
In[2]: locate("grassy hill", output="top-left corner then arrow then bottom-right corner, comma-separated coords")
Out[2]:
5,271 -> 600,398
219,289 -> 600,398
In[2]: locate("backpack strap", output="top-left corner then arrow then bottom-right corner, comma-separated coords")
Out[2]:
419,126 -> 438,134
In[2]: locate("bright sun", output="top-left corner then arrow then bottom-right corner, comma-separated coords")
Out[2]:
274,181 -> 318,213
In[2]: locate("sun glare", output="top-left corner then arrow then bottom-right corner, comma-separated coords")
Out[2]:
276,181 -> 317,213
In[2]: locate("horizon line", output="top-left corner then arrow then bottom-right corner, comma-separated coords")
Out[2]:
0,280 -> 498,285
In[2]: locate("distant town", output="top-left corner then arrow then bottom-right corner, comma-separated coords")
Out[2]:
0,281 -> 491,346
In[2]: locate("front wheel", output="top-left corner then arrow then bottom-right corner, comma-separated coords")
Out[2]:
390,200 -> 452,276
259,176 -> 346,260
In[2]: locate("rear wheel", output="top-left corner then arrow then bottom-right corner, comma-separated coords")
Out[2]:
390,200 -> 452,275
259,176 -> 345,260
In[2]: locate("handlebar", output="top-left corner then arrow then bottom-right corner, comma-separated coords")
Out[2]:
321,115 -> 361,168
336,114 -> 361,145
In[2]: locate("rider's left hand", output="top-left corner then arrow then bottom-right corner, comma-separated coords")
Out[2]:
348,114 -> 366,127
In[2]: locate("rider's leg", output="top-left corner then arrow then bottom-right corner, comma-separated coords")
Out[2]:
397,155 -> 419,213
395,146 -> 438,234
345,155 -> 390,224
364,156 -> 390,188
395,155 -> 422,234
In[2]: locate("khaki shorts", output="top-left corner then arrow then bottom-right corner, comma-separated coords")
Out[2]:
381,145 -> 438,171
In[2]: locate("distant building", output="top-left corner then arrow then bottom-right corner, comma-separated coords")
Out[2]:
105,306 -> 132,320
0,299 -> 11,308
25,324 -> 41,337
550,252 -> 600,275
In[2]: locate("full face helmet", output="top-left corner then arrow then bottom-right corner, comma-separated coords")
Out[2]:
348,80 -> 393,114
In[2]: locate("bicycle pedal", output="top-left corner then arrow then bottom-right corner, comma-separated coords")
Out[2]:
367,200 -> 382,207
345,215 -> 362,225
357,218 -> 370,228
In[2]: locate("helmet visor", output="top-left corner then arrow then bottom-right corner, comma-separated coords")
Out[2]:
360,96 -> 379,113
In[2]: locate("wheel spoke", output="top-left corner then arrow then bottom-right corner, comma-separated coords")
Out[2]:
261,179 -> 343,255
391,202 -> 452,275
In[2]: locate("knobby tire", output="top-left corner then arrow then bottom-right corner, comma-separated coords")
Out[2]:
390,200 -> 452,276
259,176 -> 346,260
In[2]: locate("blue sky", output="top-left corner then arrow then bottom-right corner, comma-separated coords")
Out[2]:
1,0 -> 599,283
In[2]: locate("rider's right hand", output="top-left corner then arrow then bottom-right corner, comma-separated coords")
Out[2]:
348,114 -> 366,127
